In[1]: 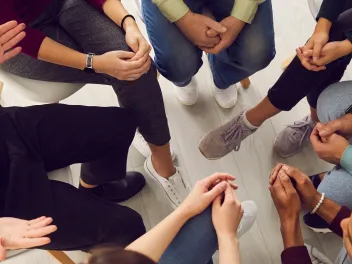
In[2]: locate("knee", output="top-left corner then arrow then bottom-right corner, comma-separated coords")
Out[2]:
317,81 -> 352,123
155,50 -> 201,83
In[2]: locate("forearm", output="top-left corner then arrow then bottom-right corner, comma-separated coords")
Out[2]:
280,219 -> 304,249
126,208 -> 191,263
315,196 -> 341,225
315,17 -> 332,34
102,0 -> 131,30
218,236 -> 241,264
37,37 -> 86,70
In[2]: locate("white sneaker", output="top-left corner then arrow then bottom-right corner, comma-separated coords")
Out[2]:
133,131 -> 176,161
212,83 -> 238,109
237,200 -> 258,238
144,156 -> 190,209
174,78 -> 199,106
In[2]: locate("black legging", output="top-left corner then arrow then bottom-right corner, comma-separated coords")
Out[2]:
0,104 -> 145,251
268,7 -> 352,111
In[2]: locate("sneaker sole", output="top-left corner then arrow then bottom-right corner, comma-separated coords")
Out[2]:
306,226 -> 332,234
144,160 -> 178,209
198,135 -> 222,160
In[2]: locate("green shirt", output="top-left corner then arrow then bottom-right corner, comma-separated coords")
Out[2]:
152,0 -> 265,23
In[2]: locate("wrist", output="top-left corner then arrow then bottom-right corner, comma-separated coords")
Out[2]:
309,192 -> 322,211
280,219 -> 304,249
315,17 -> 332,34
175,10 -> 192,28
338,40 -> 352,56
218,234 -> 239,246
92,55 -> 103,73
123,17 -> 137,32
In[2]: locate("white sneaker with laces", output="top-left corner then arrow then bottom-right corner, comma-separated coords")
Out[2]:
174,78 -> 199,106
144,156 -> 190,209
211,81 -> 238,109
133,131 -> 176,161
237,200 -> 258,238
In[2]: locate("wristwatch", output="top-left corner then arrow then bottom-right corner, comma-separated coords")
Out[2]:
84,53 -> 95,74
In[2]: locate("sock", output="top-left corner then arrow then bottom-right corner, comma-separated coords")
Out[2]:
79,183 -> 104,197
242,110 -> 259,130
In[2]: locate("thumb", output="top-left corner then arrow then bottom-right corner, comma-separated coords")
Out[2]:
303,49 -> 313,58
204,18 -> 227,34
206,29 -> 219,38
317,121 -> 342,137
0,238 -> 6,261
313,43 -> 323,60
115,51 -> 136,60
278,170 -> 296,194
207,181 -> 227,201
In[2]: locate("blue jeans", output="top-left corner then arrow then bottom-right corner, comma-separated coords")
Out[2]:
142,0 -> 275,89
159,207 -> 217,264
317,81 -> 352,210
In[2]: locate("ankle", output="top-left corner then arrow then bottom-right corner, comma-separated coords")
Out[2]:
80,179 -> 98,189
151,156 -> 176,179
243,110 -> 261,129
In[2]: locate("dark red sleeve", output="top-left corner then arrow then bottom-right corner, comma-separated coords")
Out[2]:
86,0 -> 107,11
281,246 -> 312,264
330,206 -> 351,237
0,2 -> 46,58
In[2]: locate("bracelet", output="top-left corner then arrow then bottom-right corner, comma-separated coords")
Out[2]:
121,14 -> 135,34
311,193 -> 325,214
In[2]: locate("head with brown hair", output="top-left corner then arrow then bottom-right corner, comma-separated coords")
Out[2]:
86,247 -> 156,264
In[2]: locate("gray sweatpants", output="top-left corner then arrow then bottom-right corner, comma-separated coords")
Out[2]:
1,0 -> 170,146
317,81 -> 352,264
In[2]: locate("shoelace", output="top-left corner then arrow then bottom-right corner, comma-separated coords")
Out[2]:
221,116 -> 250,152
286,118 -> 314,142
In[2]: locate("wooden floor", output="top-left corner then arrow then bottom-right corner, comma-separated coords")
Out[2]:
1,0 -> 351,262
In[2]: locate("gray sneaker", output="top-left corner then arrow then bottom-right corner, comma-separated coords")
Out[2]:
274,115 -> 316,157
305,244 -> 333,264
198,111 -> 257,160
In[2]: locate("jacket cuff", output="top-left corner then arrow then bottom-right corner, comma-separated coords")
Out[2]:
153,0 -> 189,22
21,28 -> 46,58
230,0 -> 264,24
87,0 -> 107,11
281,246 -> 311,264
341,145 -> 352,175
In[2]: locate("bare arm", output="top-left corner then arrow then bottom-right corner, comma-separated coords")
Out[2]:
126,208 -> 191,263
218,237 -> 241,264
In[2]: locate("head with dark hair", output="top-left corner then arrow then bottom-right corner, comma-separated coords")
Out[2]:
86,247 -> 156,264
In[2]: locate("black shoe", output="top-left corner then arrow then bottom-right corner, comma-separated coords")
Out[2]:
308,173 -> 323,189
79,171 -> 146,202
303,213 -> 331,233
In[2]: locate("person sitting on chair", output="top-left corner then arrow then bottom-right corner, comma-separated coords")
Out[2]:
142,0 -> 275,108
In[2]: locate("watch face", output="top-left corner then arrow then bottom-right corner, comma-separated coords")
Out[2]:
84,68 -> 95,74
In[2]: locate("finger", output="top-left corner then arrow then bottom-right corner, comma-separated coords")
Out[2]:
0,21 -> 18,36
203,173 -> 236,188
212,194 -> 223,209
269,164 -> 284,185
206,181 -> 227,201
3,47 -> 22,61
206,29 -> 218,38
278,170 -> 296,195
281,165 -> 307,184
28,216 -> 47,225
16,237 -> 51,249
312,43 -> 323,61
310,126 -> 322,148
26,225 -> 58,238
204,18 -> 227,34
229,182 -> 238,190
302,40 -> 314,52
0,23 -> 26,45
199,43 -> 216,48
296,48 -> 304,61
303,49 -> 313,58
30,217 -> 53,230
125,53 -> 150,70
0,238 -> 6,261
115,51 -> 136,60
224,183 -> 236,204
202,36 -> 221,46
131,42 -> 151,61
317,120 -> 342,137
2,31 -> 26,51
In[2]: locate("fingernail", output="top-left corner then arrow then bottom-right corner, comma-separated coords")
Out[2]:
219,182 -> 227,189
282,166 -> 288,171
320,130 -> 327,136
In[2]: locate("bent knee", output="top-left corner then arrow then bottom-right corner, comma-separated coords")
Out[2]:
317,81 -> 352,123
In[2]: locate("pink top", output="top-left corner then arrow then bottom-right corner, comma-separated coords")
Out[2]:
1,0 -> 107,57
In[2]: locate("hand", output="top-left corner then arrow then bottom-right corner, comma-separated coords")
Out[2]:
316,115 -> 352,139
296,47 -> 326,72
302,41 -> 351,68
302,31 -> 329,61
269,168 -> 301,224
202,16 -> 245,54
0,21 -> 26,64
175,11 -> 226,48
0,216 -> 57,260
270,164 -> 321,211
94,50 -> 151,81
179,173 -> 237,218
212,183 -> 243,239
124,21 -> 152,61
310,126 -> 350,164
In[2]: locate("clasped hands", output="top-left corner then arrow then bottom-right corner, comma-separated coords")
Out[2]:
176,11 -> 244,54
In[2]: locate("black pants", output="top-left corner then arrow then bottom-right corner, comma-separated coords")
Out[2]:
0,104 -> 145,251
268,7 -> 352,111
